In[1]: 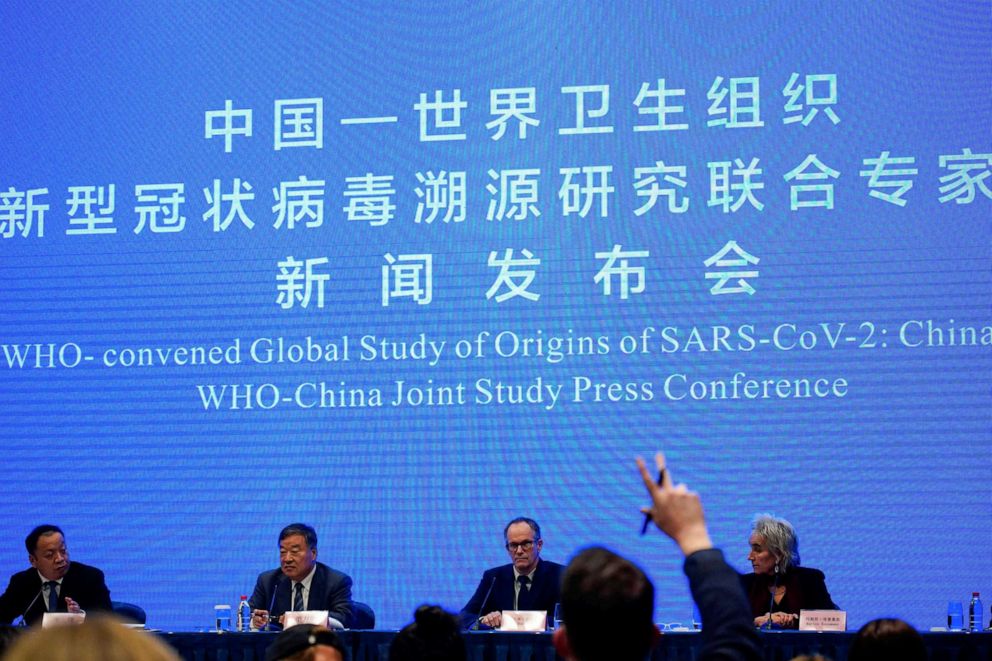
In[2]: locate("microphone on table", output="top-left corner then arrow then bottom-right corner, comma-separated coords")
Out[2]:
765,563 -> 780,630
471,576 -> 497,631
15,586 -> 45,627
262,577 -> 283,631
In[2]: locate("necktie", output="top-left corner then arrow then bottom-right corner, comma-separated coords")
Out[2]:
516,575 -> 532,610
293,583 -> 304,611
46,581 -> 59,612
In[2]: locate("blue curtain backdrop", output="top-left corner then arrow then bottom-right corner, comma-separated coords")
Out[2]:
1,1 -> 990,630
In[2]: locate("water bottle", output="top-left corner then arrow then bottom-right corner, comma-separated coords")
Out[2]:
237,595 -> 251,632
969,592 -> 983,631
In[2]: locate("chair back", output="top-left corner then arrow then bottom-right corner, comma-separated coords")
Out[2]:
352,601 -> 375,629
111,600 -> 147,625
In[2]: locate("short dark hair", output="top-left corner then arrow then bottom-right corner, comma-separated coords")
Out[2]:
848,618 -> 927,661
265,624 -> 346,661
389,605 -> 466,661
560,546 -> 655,661
279,524 -> 317,550
503,517 -> 541,542
25,525 -> 63,554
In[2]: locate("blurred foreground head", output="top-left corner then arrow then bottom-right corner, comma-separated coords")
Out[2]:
266,624 -> 345,661
848,617 -> 926,661
554,546 -> 657,661
2,616 -> 180,661
389,605 -> 466,661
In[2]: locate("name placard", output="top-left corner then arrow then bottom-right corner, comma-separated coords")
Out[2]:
42,612 -> 86,628
799,609 -> 847,631
282,610 -> 330,628
499,610 -> 547,631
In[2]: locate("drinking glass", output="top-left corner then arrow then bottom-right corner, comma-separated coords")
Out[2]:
214,604 -> 232,632
947,601 -> 964,630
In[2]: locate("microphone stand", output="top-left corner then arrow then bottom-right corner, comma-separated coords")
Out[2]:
15,587 -> 45,627
765,564 -> 780,630
470,576 -> 497,631
261,577 -> 282,631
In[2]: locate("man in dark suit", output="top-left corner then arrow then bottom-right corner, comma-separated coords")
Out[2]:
0,525 -> 112,626
459,517 -> 563,629
249,523 -> 353,630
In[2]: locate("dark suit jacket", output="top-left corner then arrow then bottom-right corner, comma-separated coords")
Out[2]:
459,559 -> 563,629
248,562 -> 353,629
740,565 -> 837,629
0,561 -> 112,625
685,549 -> 762,660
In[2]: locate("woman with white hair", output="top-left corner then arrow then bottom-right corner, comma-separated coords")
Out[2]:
741,514 -> 837,629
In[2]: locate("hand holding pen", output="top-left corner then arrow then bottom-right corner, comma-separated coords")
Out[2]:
637,452 -> 713,556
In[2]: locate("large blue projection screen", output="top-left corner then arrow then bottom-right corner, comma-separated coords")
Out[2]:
1,2 -> 989,630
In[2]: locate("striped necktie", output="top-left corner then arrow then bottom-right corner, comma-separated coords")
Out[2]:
293,582 -> 305,611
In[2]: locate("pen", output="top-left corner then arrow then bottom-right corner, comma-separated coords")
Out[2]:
639,469 -> 665,535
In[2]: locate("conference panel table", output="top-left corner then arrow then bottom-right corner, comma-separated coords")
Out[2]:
159,629 -> 992,661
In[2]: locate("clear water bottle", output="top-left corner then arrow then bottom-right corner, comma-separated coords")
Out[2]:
237,595 -> 251,632
969,592 -> 983,631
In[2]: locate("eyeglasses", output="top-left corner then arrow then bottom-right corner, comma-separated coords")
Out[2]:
505,540 -> 537,552
658,622 -> 692,632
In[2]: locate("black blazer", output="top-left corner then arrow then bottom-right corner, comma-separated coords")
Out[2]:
459,559 -> 564,629
248,562 -> 353,628
0,561 -> 112,625
740,565 -> 837,628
